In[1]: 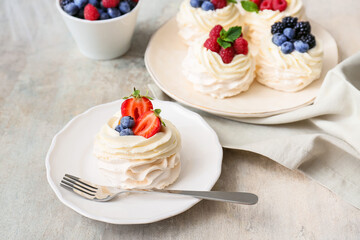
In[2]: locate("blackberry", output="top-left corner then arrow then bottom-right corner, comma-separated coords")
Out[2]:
282,16 -> 298,28
60,0 -> 73,8
271,22 -> 285,35
295,21 -> 311,38
301,34 -> 316,49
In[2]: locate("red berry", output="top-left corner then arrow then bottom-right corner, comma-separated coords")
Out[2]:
121,89 -> 154,121
204,38 -> 221,53
233,37 -> 249,55
272,0 -> 287,12
211,0 -> 227,9
219,47 -> 235,64
250,0 -> 263,8
260,0 -> 273,11
209,25 -> 223,38
133,110 -> 162,139
102,0 -> 120,8
84,4 -> 100,21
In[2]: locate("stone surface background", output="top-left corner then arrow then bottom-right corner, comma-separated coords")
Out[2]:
1,0 -> 360,239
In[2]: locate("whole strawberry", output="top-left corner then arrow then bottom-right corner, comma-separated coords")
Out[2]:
219,47 -> 235,64
233,37 -> 249,55
121,88 -> 154,121
102,0 -> 120,8
84,4 -> 99,20
204,38 -> 221,53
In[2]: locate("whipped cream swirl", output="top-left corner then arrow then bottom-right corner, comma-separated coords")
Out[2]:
182,38 -> 255,98
93,112 -> 181,189
256,36 -> 323,92
177,0 -> 243,45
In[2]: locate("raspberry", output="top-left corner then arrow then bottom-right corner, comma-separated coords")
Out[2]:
260,0 -> 273,11
250,0 -> 262,8
233,37 -> 248,55
219,47 -> 235,64
271,22 -> 285,34
300,34 -> 316,49
294,21 -> 311,38
282,16 -> 298,28
209,25 -> 223,38
211,0 -> 227,9
272,0 -> 287,12
204,38 -> 221,53
84,4 -> 99,20
102,0 -> 120,8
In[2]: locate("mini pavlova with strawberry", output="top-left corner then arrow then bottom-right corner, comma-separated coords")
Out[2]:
182,25 -> 255,99
93,88 -> 182,189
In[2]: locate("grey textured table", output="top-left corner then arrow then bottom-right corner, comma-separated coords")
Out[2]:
1,0 -> 360,239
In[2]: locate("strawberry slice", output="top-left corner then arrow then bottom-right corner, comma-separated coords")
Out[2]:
133,109 -> 164,139
121,88 -> 153,121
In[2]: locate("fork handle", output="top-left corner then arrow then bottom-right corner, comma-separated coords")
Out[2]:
135,190 -> 258,205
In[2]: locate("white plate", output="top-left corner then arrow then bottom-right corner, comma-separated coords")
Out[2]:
145,17 -> 338,118
46,100 -> 222,224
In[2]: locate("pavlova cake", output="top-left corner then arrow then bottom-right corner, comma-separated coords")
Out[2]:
93,89 -> 182,189
256,17 -> 323,92
182,25 -> 255,98
177,0 -> 243,45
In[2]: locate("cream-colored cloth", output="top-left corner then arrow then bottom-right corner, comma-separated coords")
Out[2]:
148,52 -> 360,209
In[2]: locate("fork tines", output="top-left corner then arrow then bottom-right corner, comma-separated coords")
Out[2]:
60,174 -> 98,197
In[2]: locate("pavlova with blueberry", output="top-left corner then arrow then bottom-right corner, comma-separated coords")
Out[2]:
182,25 -> 255,98
256,16 -> 323,92
177,0 -> 243,45
93,89 -> 182,189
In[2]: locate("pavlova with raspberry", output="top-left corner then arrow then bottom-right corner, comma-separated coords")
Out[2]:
93,89 -> 181,189
177,0 -> 243,45
182,25 -> 255,98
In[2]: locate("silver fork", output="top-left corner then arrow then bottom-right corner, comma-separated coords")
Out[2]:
60,174 -> 258,205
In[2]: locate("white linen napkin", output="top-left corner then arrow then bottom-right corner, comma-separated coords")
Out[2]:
148,52 -> 360,210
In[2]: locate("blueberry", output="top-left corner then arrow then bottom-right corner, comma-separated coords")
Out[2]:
126,0 -> 137,9
190,0 -> 202,8
107,8 -> 121,18
115,124 -> 124,133
61,0 -> 73,8
120,128 -> 134,136
88,0 -> 99,7
201,1 -> 214,11
76,8 -> 84,18
74,0 -> 88,8
294,40 -> 309,53
97,7 -> 105,14
281,41 -> 294,54
272,33 -> 287,47
64,3 -> 79,16
119,1 -> 130,14
120,116 -> 135,128
100,12 -> 110,20
283,28 -> 295,40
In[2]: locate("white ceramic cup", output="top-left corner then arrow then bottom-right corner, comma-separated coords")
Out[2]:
56,0 -> 141,60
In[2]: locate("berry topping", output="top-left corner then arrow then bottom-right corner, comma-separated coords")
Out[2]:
84,4 -> 100,20
283,28 -> 295,40
74,0 -> 88,9
201,1 -> 215,11
115,124 -> 124,133
190,0 -> 202,8
204,38 -> 221,53
211,0 -> 227,9
294,21 -> 311,38
233,37 -> 249,55
61,0 -> 73,8
102,0 -> 120,8
271,22 -> 285,35
100,12 -> 110,20
133,109 -> 163,139
120,116 -> 135,129
282,16 -> 298,28
280,41 -> 294,54
89,0 -> 100,7
272,33 -> 287,46
209,25 -> 223,38
121,88 -> 154,121
64,3 -> 80,16
300,34 -> 316,49
250,0 -> 262,8
107,7 -> 121,18
119,1 -> 131,14
260,0 -> 273,11
219,46 -> 235,64
120,128 -> 134,136
294,40 -> 309,53
272,0 -> 287,12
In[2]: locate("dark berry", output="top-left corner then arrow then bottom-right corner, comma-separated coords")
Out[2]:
115,124 -> 124,133
120,116 -> 135,129
283,28 -> 295,39
294,40 -> 309,53
282,16 -> 298,28
119,1 -> 130,13
126,0 -> 137,9
64,3 -> 79,16
271,22 -> 285,35
201,1 -> 215,11
280,41 -> 294,54
272,33 -> 287,46
294,21 -> 311,38
300,34 -> 316,49
120,128 -> 134,136
61,0 -> 73,8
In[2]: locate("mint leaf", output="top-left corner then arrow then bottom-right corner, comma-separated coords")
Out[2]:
241,0 -> 259,13
223,26 -> 242,42
217,38 -> 232,49
227,0 -> 237,3
220,29 -> 227,39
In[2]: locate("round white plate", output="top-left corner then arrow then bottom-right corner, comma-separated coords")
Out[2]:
46,100 -> 222,224
145,17 -> 338,118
